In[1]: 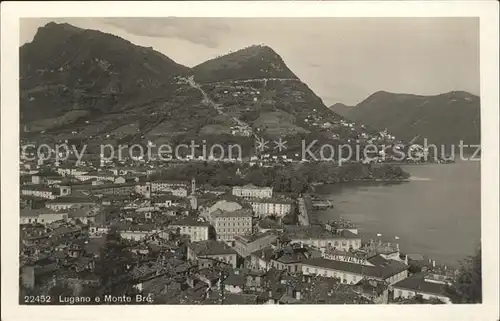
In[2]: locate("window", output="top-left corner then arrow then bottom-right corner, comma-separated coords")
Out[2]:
306,268 -> 309,272
397,290 -> 402,297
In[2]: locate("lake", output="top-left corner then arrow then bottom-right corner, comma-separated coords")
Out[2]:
313,160 -> 481,267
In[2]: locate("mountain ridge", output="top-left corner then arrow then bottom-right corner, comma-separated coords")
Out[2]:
331,90 -> 480,146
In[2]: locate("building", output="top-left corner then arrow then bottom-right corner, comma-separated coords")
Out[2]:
284,226 -> 362,251
170,217 -> 210,242
57,166 -> 93,177
76,170 -> 115,182
20,185 -> 61,200
201,199 -> 244,219
209,208 -> 253,243
392,272 -> 453,303
116,224 -> 163,241
72,183 -> 136,196
150,195 -> 180,208
269,244 -> 322,273
135,183 -> 151,198
150,180 -> 189,197
232,184 -> 273,199
67,206 -> 96,225
256,218 -> 284,233
353,279 -> 390,304
45,195 -> 96,211
233,232 -> 279,258
31,172 -> 63,185
301,256 -> 408,285
248,197 -> 293,218
20,208 -> 68,225
248,243 -> 321,273
187,240 -> 239,268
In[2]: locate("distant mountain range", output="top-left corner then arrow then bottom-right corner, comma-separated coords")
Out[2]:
330,91 -> 480,146
20,22 -> 376,155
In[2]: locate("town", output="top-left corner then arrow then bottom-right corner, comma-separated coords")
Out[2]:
19,151 -> 457,305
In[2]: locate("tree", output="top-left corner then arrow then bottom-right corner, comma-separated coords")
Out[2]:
93,231 -> 139,298
447,246 -> 482,303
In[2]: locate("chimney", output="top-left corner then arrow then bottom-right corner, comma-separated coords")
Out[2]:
432,260 -> 436,268
404,255 -> 408,265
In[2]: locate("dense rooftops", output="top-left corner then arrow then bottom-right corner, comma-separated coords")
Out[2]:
188,240 -> 237,256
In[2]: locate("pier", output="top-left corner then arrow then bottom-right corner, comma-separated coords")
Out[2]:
298,193 -> 314,226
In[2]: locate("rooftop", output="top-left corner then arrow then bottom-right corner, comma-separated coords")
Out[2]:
20,208 -> 63,217
284,226 -> 360,240
393,273 -> 450,297
247,197 -> 294,204
211,208 -> 252,218
302,258 -> 408,279
170,217 -> 210,227
257,218 -> 283,230
47,195 -> 96,204
188,240 -> 237,256
233,184 -> 272,190
234,231 -> 278,244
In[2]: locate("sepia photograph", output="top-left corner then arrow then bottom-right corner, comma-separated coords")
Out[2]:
1,1 -> 499,321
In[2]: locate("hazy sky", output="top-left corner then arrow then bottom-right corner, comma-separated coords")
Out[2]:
20,17 -> 479,106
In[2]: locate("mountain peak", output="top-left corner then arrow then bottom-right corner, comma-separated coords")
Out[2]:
192,44 -> 298,83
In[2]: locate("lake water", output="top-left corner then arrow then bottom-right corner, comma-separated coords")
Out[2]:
313,160 -> 481,267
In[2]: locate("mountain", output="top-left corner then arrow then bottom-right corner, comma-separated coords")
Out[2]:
329,103 -> 354,116
334,91 -> 480,146
192,45 -> 298,83
20,22 -> 190,125
20,23 -> 386,156
20,22 -> 213,145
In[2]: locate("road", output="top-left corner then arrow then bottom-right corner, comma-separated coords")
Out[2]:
183,76 -> 253,132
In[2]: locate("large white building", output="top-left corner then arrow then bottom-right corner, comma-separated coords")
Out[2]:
248,197 -> 293,217
209,208 -> 253,242
150,180 -> 189,197
301,256 -> 408,285
232,184 -> 273,199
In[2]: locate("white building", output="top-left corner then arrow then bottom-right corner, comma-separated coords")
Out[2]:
248,198 -> 293,217
232,184 -> 273,199
301,257 -> 408,285
209,208 -> 253,242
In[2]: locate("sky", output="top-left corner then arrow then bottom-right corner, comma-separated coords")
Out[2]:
20,17 -> 480,106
